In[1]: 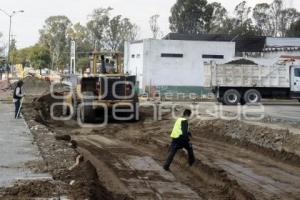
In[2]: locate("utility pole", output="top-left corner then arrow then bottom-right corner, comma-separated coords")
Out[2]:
0,9 -> 24,80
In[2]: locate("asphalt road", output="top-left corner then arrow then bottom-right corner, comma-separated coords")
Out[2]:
159,101 -> 300,123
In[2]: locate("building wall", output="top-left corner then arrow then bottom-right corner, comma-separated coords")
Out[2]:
126,39 -> 235,94
124,41 -> 144,89
243,51 -> 300,66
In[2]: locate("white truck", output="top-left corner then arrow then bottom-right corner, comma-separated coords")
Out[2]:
204,59 -> 300,105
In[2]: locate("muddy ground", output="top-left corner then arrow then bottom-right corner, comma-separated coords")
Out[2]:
1,89 -> 300,199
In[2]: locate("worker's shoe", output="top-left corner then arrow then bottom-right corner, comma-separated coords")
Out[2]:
189,159 -> 195,167
163,166 -> 170,171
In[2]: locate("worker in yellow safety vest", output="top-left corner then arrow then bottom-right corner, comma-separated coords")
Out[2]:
163,109 -> 195,171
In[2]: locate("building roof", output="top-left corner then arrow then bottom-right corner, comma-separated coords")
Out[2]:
266,37 -> 300,48
163,33 -> 266,53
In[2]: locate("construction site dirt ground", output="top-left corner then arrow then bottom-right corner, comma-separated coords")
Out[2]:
1,81 -> 300,199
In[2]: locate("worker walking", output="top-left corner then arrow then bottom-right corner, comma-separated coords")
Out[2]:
13,80 -> 24,119
163,109 -> 195,171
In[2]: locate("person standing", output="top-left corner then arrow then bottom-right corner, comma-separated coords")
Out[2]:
13,80 -> 24,119
163,109 -> 195,171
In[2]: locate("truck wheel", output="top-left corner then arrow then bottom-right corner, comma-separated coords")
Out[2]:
223,89 -> 241,105
244,89 -> 261,104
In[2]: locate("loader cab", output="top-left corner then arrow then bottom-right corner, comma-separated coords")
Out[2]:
290,65 -> 300,96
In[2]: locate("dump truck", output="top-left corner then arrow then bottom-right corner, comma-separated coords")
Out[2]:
204,58 -> 300,105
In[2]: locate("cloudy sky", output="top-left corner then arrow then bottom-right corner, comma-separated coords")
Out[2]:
0,0 -> 297,49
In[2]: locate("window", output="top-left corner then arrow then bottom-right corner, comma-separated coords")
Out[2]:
161,53 -> 183,58
202,54 -> 224,59
294,68 -> 300,77
131,54 -> 135,58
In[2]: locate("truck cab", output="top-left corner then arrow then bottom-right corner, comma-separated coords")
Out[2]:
290,65 -> 300,97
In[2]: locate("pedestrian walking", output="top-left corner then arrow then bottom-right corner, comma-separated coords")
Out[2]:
163,109 -> 195,171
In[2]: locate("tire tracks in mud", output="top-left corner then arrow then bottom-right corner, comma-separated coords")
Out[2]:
71,133 -> 256,200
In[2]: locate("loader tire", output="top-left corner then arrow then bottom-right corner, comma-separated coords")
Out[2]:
80,92 -> 95,123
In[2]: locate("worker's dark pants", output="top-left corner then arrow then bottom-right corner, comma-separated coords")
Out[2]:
14,99 -> 21,118
164,140 -> 195,170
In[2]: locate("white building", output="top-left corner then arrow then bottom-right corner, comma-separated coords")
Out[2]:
124,34 -> 300,96
124,39 -> 235,95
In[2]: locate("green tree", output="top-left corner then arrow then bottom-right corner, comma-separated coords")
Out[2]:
252,0 -> 300,36
29,44 -> 51,69
208,2 -> 229,33
287,19 -> 300,36
229,1 -> 257,36
87,8 -> 138,52
0,32 -> 5,56
105,16 -> 138,51
14,45 -> 51,69
149,14 -> 161,39
269,0 -> 283,36
39,15 -> 72,70
9,38 -> 17,64
279,8 -> 300,36
169,0 -> 214,34
68,22 -> 92,53
14,47 -> 31,67
87,7 -> 111,50
253,3 -> 272,36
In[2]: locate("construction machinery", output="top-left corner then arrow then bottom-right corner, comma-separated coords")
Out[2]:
73,51 -> 139,123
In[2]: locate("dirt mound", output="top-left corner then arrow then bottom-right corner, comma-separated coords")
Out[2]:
226,59 -> 258,65
192,119 -> 300,165
9,76 -> 51,97
0,181 -> 59,198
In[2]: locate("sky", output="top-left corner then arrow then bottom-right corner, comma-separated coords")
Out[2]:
0,0 -> 298,50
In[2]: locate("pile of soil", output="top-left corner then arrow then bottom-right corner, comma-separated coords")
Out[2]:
0,181 -> 60,199
16,76 -> 51,96
192,119 -> 300,164
0,80 -> 11,100
226,59 -> 258,65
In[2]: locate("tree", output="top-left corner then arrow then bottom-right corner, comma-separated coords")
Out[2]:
87,7 -> 111,50
68,22 -> 92,53
253,3 -> 272,36
208,2 -> 229,33
29,45 -> 51,69
13,45 -> 51,69
0,32 -> 5,56
149,14 -> 161,39
169,0 -> 214,34
230,1 -> 257,36
86,8 -> 138,52
39,16 -> 72,70
287,19 -> 300,36
234,1 -> 251,27
252,0 -> 300,37
104,16 -> 138,51
279,8 -> 300,36
9,38 -> 17,64
269,0 -> 283,36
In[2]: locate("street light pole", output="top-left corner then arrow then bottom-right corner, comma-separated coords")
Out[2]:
0,9 -> 24,80
8,15 -> 12,65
